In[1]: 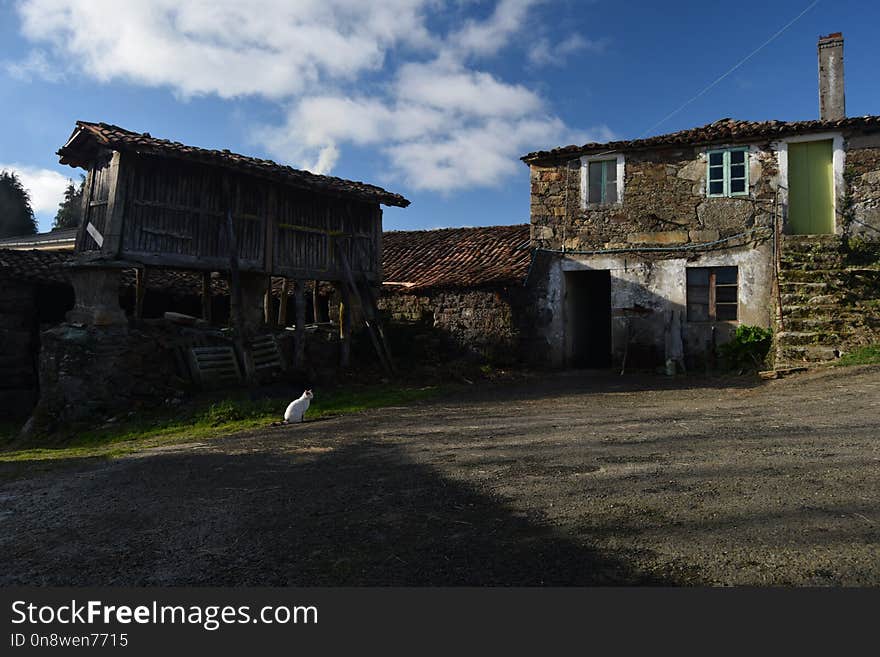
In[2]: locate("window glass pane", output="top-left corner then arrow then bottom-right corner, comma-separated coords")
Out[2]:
689,286 -> 709,304
716,286 -> 738,303
730,179 -> 745,194
588,162 -> 603,202
709,180 -> 724,195
709,152 -> 724,166
715,267 -> 738,284
730,164 -> 745,179
730,150 -> 746,164
687,268 -> 709,286
716,304 -> 738,321
605,179 -> 617,204
708,165 -> 724,181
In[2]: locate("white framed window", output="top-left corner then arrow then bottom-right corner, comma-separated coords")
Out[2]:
706,147 -> 749,197
581,153 -> 624,206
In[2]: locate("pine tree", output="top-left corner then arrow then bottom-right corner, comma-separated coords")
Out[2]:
52,175 -> 85,230
0,170 -> 37,238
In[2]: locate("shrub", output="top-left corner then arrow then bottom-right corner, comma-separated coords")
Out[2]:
718,325 -> 773,371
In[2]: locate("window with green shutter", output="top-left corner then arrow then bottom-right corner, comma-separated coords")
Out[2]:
706,148 -> 749,197
587,159 -> 618,204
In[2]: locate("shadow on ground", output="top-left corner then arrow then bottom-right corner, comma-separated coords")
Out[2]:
0,441 -> 669,586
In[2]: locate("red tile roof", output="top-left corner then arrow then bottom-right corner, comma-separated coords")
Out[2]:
2,224 -> 532,294
522,115 -> 880,163
382,225 -> 531,291
58,121 -> 410,208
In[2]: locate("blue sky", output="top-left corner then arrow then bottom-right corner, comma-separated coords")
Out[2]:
0,0 -> 877,233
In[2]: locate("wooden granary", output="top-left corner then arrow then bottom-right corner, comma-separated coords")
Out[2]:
57,121 -> 409,372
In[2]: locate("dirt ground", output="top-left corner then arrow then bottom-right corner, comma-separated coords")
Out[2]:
1,366 -> 878,586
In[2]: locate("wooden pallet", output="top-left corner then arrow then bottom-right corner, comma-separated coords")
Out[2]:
249,333 -> 285,374
189,345 -> 243,387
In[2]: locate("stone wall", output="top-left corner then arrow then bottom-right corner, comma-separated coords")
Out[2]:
0,280 -> 38,417
842,134 -> 880,239
378,286 -> 524,364
529,144 -> 779,253
775,235 -> 880,366
28,323 -> 190,432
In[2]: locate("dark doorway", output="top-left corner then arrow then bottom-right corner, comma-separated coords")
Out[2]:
565,270 -> 612,368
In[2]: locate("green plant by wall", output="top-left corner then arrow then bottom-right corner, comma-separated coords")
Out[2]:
718,325 -> 773,370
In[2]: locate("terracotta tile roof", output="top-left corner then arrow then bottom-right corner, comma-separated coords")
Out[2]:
58,121 -> 410,208
522,115 -> 880,163
3,224 -> 532,295
382,225 -> 531,292
0,249 -> 71,285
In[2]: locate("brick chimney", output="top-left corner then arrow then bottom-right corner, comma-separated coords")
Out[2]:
818,32 -> 845,121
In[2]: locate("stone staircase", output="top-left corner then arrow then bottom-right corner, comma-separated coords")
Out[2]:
774,235 -> 880,368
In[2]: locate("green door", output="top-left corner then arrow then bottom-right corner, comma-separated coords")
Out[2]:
788,139 -> 834,234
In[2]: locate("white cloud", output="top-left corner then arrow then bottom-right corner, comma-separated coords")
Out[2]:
15,0 -> 436,98
0,163 -> 70,215
13,0 -> 609,193
4,49 -> 63,82
527,34 -> 608,67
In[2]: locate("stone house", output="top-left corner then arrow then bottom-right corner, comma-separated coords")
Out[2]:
521,33 -> 880,370
378,225 -> 531,363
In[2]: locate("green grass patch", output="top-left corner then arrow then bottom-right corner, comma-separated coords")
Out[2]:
0,384 -> 442,464
835,345 -> 880,367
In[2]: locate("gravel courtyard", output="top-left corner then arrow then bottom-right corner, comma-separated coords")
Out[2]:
2,366 -> 878,586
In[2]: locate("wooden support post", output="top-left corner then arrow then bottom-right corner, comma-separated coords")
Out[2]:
224,179 -> 255,385
263,276 -> 274,326
338,283 -> 352,369
312,280 -> 320,323
278,278 -> 291,327
134,267 -> 147,320
294,279 -> 306,368
201,271 -> 213,323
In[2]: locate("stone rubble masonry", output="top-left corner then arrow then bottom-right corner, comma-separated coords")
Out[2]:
529,145 -> 779,254
529,133 -> 880,251
775,235 -> 880,367
378,286 -> 525,363
0,280 -> 37,417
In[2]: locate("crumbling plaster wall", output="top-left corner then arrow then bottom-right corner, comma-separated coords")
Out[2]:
537,244 -> 774,369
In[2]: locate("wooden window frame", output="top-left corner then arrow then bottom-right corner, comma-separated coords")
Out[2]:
687,266 -> 739,322
580,153 -> 624,207
706,147 -> 750,198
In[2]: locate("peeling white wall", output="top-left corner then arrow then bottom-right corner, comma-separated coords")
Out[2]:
542,243 -> 774,368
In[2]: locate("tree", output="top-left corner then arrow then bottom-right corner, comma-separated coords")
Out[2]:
52,175 -> 85,230
0,170 -> 37,238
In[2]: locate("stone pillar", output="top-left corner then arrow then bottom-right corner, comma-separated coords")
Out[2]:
237,272 -> 269,334
818,32 -> 845,121
66,267 -> 127,326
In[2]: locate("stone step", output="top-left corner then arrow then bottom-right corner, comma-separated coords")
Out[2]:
778,281 -> 830,292
778,317 -> 858,333
776,344 -> 841,363
780,293 -> 843,306
775,331 -> 847,347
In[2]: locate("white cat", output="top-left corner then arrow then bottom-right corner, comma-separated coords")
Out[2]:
283,389 -> 313,423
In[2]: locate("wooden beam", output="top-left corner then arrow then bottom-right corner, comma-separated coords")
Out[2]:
134,267 -> 147,320
338,283 -> 351,369
294,279 -> 306,368
278,278 -> 291,327
201,271 -> 212,323
101,151 -> 127,258
312,280 -> 320,323
264,276 -> 274,326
